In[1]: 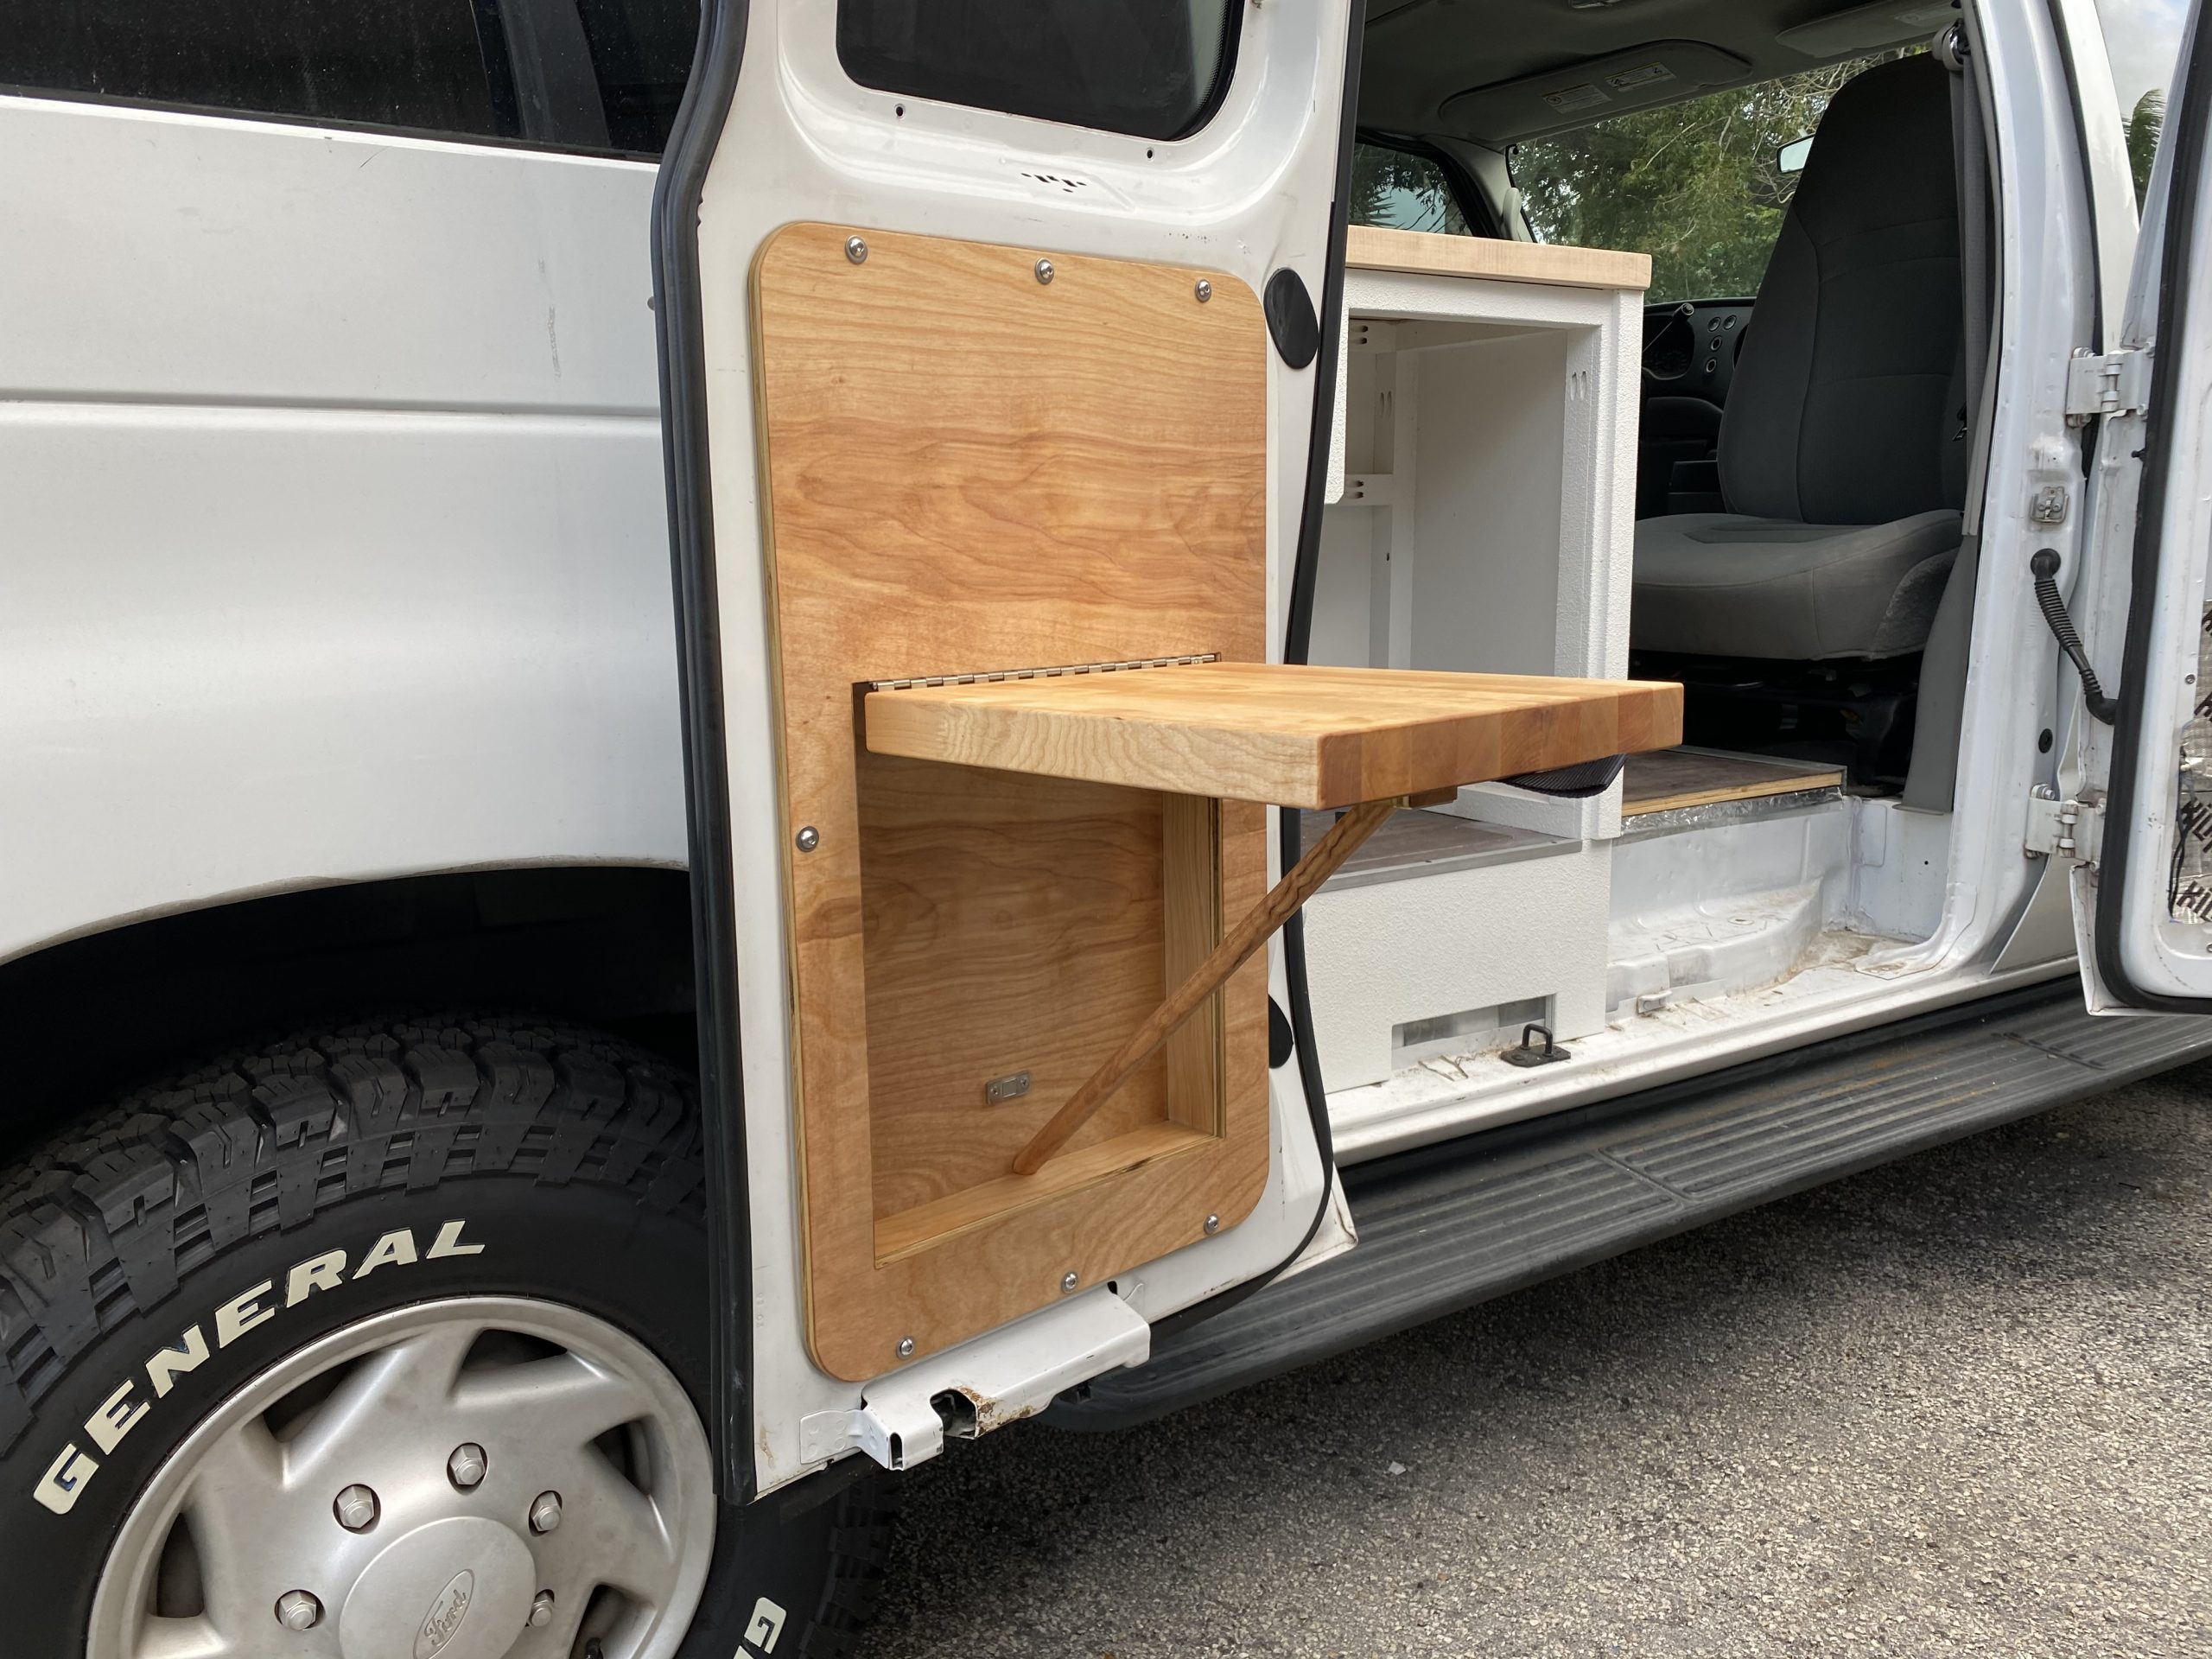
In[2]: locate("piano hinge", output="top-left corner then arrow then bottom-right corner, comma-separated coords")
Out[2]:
871,652 -> 1218,693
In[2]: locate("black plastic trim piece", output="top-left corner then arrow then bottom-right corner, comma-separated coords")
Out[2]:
649,0 -> 756,1503
1140,0 -> 1369,1348
1050,982 -> 2212,1429
2093,15 -> 2212,1014
1263,267 -> 1321,369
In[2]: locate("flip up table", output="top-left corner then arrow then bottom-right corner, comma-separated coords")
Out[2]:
749,221 -> 1677,1378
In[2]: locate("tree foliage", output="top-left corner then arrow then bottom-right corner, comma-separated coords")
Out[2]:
1512,53 -> 1907,302
2126,87 -> 2166,209
1351,143 -> 1470,235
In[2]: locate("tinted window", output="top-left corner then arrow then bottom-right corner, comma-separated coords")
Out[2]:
1351,143 -> 1471,235
837,0 -> 1237,142
575,0 -> 696,152
0,0 -> 510,137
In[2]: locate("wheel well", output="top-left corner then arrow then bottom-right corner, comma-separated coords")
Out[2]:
0,867 -> 697,1166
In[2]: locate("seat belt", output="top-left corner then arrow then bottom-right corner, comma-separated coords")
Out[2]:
1901,22 -> 1998,811
1938,21 -> 1994,522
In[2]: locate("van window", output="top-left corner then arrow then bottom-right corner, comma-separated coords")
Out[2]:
836,0 -> 1238,142
1351,143 -> 1471,235
575,0 -> 697,153
1510,52 -> 1903,302
0,0 -> 510,139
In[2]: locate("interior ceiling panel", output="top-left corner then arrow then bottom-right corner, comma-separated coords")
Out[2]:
1359,0 -> 1942,146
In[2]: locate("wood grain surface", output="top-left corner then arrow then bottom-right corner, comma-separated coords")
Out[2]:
867,661 -> 1683,809
1621,748 -> 1844,817
1346,224 -> 1652,291
752,223 -> 1272,1379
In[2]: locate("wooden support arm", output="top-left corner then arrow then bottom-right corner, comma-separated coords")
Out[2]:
1013,792 -> 1421,1177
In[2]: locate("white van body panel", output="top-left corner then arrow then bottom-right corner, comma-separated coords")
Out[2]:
0,99 -> 687,966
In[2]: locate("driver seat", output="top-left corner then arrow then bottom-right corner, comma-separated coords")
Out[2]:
1630,53 -> 1965,662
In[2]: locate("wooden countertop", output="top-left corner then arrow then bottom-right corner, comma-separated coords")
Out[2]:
1346,224 -> 1651,292
864,660 -> 1681,810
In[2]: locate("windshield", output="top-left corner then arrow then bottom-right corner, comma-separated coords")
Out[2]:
1510,53 -> 1905,302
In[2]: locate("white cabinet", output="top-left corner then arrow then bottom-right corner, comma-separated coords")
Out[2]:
1304,227 -> 1650,1091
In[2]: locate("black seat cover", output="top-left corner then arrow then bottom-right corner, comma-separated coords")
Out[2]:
1631,53 -> 1966,661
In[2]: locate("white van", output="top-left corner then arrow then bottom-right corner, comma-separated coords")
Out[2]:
3,1 -> 2209,1652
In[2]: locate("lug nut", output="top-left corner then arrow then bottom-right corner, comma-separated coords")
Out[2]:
275,1590 -> 323,1631
529,1491 -> 563,1535
527,1590 -> 557,1630
334,1484 -> 379,1532
448,1443 -> 489,1491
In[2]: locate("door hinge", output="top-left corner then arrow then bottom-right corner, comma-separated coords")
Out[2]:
797,1288 -> 1151,1473
2064,347 -> 2152,424
2024,788 -> 2097,860
872,653 -> 1217,693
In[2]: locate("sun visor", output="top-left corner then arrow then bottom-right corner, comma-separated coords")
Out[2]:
1439,41 -> 1753,146
1777,0 -> 1955,58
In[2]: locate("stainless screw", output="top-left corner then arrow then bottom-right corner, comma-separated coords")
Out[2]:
275,1591 -> 323,1631
845,235 -> 868,264
896,1336 -> 916,1358
1204,1213 -> 1222,1235
1034,257 -> 1055,285
1060,1270 -> 1079,1294
530,1491 -> 563,1535
448,1443 -> 488,1491
527,1590 -> 557,1630
334,1484 -> 379,1532
795,825 -> 820,853
1195,278 -> 1213,303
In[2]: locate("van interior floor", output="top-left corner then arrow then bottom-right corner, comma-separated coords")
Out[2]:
1621,747 -> 1845,825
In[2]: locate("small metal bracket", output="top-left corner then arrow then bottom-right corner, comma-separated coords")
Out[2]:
871,653 -> 1217,694
2064,348 -> 2152,425
798,1290 -> 1151,1475
1500,1023 -> 1571,1068
983,1070 -> 1033,1105
2024,788 -> 2097,861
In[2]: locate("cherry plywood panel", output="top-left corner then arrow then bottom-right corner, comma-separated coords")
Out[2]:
751,222 -> 1271,1381
866,661 -> 1684,809
1345,224 -> 1651,291
858,753 -> 1175,1219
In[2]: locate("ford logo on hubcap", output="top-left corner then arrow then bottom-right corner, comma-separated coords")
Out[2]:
415,1569 -> 475,1659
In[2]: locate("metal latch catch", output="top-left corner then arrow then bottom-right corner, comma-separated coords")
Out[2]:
2064,347 -> 2152,424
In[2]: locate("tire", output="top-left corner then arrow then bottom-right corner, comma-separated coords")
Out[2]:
0,1014 -> 893,1657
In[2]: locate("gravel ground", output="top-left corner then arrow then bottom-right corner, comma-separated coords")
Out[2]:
864,1062 -> 2212,1658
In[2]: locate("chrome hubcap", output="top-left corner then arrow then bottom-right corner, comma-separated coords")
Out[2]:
88,1297 -> 715,1659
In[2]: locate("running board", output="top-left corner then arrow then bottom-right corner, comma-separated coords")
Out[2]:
1051,984 -> 2212,1430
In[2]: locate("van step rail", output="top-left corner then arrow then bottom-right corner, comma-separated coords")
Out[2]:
1050,982 -> 2212,1430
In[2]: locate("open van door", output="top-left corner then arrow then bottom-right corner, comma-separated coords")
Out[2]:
650,3 -> 1367,1494
2069,4 -> 2212,1013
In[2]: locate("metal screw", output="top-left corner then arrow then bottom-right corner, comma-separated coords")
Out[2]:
530,1491 -> 563,1535
845,235 -> 868,264
1195,278 -> 1213,303
896,1336 -> 916,1358
527,1590 -> 557,1630
275,1591 -> 323,1631
795,825 -> 820,853
1060,1270 -> 1079,1294
1034,257 -> 1055,285
334,1484 -> 379,1532
448,1443 -> 488,1491
1204,1213 -> 1221,1235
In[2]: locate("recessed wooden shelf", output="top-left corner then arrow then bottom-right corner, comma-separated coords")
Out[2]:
865,660 -> 1682,810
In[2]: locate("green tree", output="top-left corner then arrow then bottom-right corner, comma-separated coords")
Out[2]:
1512,53 -> 1905,302
1351,143 -> 1470,235
2126,88 -> 2166,209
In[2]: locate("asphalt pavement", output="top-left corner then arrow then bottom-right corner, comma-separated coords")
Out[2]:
864,1061 -> 2212,1658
